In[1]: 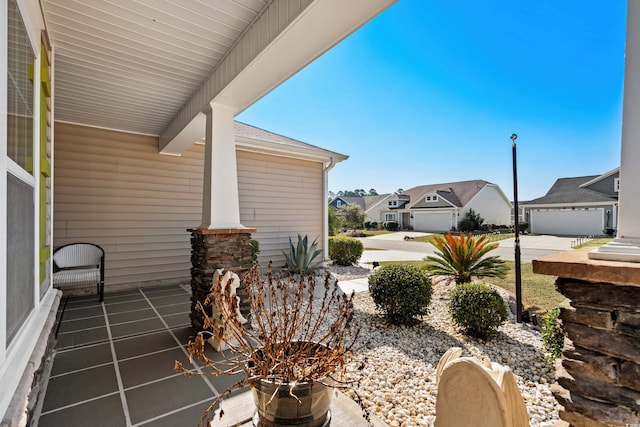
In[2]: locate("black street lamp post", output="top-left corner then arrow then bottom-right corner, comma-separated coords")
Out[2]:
511,133 -> 523,324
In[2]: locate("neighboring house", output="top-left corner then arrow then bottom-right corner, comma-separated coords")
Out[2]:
522,168 -> 619,236
1,1 -> 394,424
379,180 -> 512,231
329,194 -> 392,222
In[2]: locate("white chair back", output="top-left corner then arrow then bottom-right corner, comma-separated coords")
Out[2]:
54,244 -> 103,268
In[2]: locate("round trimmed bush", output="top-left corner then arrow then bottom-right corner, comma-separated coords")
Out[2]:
329,236 -> 363,266
541,307 -> 564,360
383,220 -> 399,231
368,264 -> 433,325
448,283 -> 508,339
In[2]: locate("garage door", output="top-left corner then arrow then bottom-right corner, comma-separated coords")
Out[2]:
413,212 -> 452,232
531,209 -> 603,236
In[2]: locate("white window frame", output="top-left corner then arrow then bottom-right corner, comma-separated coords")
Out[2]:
614,177 -> 620,193
385,213 -> 396,221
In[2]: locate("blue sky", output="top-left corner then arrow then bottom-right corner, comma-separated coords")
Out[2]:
237,1 -> 627,201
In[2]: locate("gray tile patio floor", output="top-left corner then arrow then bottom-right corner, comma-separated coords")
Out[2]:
35,285 -> 244,427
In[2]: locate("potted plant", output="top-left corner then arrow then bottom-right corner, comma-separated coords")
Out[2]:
175,262 -> 359,427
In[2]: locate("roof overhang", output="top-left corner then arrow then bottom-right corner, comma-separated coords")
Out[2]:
235,134 -> 348,163
159,0 -> 396,155
579,167 -> 621,188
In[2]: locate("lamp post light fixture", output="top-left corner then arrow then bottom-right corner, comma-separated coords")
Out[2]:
511,133 -> 523,324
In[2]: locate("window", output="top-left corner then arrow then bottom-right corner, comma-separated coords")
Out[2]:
614,178 -> 620,193
385,213 -> 396,221
388,200 -> 397,207
336,200 -> 342,206
7,0 -> 34,174
426,195 -> 438,202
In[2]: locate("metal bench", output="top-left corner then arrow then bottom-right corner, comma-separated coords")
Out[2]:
52,243 -> 105,301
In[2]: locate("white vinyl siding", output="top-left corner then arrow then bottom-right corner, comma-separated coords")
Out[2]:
54,123 -> 325,290
238,151 -> 323,267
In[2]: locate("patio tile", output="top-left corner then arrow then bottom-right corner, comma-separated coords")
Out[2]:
108,308 -> 157,324
51,343 -> 112,376
42,364 -> 118,412
147,294 -> 191,307
57,315 -> 106,334
55,327 -> 109,349
170,326 -> 199,346
63,298 -> 102,310
155,302 -> 191,316
161,312 -> 190,328
125,375 -> 214,425
110,317 -> 165,339
60,305 -> 104,321
143,286 -> 187,296
103,292 -> 146,304
105,300 -> 152,314
145,400 -> 213,427
119,348 -> 190,389
38,394 -> 125,427
113,331 -> 178,360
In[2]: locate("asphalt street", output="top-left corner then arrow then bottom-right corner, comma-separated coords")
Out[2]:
358,233 -> 576,264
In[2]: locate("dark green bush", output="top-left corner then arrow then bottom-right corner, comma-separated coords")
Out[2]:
541,307 -> 564,360
364,221 -> 372,229
250,239 -> 260,262
328,236 -> 363,266
448,283 -> 508,340
368,264 -> 433,325
458,218 -> 474,232
370,221 -> 378,229
383,220 -> 399,231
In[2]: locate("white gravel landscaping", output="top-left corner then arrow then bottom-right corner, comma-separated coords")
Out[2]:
329,266 -> 561,427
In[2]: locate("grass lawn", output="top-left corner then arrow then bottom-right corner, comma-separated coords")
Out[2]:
379,260 -> 567,316
340,229 -> 393,237
573,237 -> 613,249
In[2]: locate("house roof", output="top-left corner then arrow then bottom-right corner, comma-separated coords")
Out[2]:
400,180 -> 492,209
336,196 -> 366,210
525,175 -> 618,205
330,194 -> 391,212
234,122 -> 348,162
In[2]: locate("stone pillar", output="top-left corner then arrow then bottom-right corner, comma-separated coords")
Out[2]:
533,251 -> 640,426
590,0 -> 640,262
189,228 -> 255,332
190,101 -> 256,332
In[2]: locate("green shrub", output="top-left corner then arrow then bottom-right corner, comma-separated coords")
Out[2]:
383,220 -> 399,231
368,264 -> 433,325
448,283 -> 508,339
541,307 -> 564,360
328,236 -> 363,266
364,220 -> 372,229
458,218 -> 474,232
250,239 -> 260,262
370,221 -> 378,229
283,234 -> 323,274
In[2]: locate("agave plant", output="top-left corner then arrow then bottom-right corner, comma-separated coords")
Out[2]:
283,234 -> 324,274
423,232 -> 508,284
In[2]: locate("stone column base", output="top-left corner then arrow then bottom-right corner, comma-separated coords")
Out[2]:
188,228 -> 256,332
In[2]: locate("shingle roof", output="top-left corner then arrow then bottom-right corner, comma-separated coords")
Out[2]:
401,180 -> 491,209
234,121 -> 348,161
526,175 -> 617,205
362,194 -> 391,210
337,196 -> 366,210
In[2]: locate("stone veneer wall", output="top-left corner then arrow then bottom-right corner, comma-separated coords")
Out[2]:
554,278 -> 640,426
189,229 -> 255,332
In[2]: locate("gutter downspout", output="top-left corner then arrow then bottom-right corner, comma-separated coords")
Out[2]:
323,157 -> 337,261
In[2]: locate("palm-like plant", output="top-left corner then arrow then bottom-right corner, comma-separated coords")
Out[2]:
424,232 -> 508,284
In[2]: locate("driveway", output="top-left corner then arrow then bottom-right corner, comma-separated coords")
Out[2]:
358,233 -> 576,264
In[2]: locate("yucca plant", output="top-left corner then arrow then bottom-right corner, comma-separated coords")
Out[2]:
423,232 -> 508,284
283,234 -> 324,274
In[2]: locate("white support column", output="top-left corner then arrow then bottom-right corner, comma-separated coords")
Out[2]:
200,102 -> 246,230
590,0 -> 640,262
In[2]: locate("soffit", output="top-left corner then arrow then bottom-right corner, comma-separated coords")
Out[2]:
43,0 -> 268,136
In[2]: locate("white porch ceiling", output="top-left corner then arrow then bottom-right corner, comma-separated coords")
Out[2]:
42,0 -> 397,148
43,0 -> 269,136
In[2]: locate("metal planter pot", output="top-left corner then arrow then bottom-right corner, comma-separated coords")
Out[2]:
251,377 -> 333,427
